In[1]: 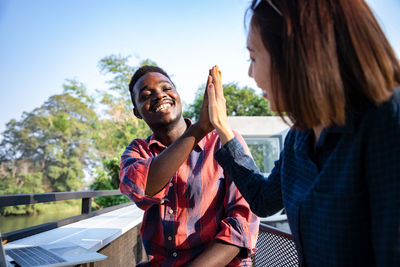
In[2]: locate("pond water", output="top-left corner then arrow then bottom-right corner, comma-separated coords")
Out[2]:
0,208 -> 81,233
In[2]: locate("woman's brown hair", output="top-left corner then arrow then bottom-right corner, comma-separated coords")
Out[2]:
249,0 -> 400,128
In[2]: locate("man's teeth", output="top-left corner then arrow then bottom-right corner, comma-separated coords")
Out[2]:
155,103 -> 171,112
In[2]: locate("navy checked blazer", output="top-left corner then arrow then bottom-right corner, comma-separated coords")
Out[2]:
215,89 -> 400,266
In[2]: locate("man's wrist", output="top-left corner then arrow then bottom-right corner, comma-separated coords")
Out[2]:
189,122 -> 208,142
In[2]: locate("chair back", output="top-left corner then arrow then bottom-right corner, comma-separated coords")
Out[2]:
252,223 -> 299,266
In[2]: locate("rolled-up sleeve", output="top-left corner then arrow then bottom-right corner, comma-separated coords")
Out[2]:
119,140 -> 170,210
215,193 -> 259,260
215,133 -> 260,260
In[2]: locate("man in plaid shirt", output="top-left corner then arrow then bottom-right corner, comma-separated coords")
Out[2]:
119,65 -> 259,266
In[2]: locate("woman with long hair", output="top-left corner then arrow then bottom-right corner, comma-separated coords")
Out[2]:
203,0 -> 400,265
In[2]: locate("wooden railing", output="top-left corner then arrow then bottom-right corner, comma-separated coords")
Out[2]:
0,190 -> 132,242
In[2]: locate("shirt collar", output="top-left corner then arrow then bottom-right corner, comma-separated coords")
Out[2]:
148,118 -> 204,151
293,128 -> 312,152
147,134 -> 165,149
294,110 -> 357,152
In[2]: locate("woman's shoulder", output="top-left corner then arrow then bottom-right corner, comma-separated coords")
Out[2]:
359,88 -> 400,137
380,87 -> 400,112
388,88 -> 400,114
366,88 -> 400,125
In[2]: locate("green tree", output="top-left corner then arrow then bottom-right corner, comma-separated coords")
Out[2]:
183,83 -> 273,120
0,80 -> 98,193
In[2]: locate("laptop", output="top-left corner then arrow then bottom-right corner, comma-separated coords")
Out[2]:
0,233 -> 107,267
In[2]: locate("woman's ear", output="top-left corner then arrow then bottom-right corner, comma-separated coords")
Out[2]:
133,108 -> 142,119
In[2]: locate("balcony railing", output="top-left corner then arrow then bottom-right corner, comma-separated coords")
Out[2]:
0,190 -> 133,242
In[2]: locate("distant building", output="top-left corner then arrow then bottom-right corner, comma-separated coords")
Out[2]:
228,116 -> 291,175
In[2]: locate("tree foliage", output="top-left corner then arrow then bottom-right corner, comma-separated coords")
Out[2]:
89,158 -> 129,209
183,83 -> 274,120
0,81 -> 98,194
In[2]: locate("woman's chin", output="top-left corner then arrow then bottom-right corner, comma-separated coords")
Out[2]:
268,100 -> 277,112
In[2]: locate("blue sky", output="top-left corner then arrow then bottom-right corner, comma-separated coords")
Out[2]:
0,0 -> 399,135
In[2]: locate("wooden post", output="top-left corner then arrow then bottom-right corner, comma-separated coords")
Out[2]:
81,197 -> 92,214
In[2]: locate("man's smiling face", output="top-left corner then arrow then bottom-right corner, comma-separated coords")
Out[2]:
133,72 -> 182,128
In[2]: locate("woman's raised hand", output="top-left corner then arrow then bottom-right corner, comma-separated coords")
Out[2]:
207,65 -> 235,145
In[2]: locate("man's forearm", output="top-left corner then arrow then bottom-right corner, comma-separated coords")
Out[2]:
145,123 -> 206,196
188,241 -> 241,267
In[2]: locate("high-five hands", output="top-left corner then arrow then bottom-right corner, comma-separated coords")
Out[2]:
207,65 -> 235,145
196,65 -> 235,145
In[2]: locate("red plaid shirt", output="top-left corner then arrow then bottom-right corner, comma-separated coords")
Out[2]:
120,123 -> 259,266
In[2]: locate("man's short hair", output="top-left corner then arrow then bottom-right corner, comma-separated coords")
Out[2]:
128,65 -> 173,107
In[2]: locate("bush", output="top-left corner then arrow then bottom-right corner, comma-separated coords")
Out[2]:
90,158 -> 129,209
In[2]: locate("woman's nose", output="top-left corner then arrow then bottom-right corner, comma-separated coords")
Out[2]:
248,63 -> 253,78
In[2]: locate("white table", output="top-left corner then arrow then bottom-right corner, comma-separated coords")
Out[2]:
5,205 -> 144,252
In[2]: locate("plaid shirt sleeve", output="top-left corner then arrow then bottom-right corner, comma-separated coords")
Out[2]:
214,133 -> 260,260
119,139 -> 170,210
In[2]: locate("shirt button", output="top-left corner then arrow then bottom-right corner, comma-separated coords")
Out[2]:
168,236 -> 172,241
169,182 -> 173,187
169,209 -> 173,214
172,252 -> 178,257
